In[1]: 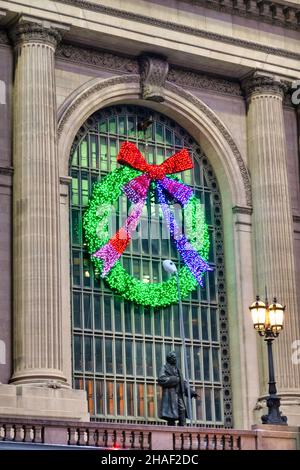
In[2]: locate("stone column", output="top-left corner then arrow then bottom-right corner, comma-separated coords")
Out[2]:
10,19 -> 68,385
243,72 -> 300,422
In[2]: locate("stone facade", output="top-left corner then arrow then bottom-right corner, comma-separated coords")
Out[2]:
0,0 -> 299,443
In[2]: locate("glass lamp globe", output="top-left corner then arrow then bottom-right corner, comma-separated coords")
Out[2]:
268,298 -> 285,334
249,297 -> 267,332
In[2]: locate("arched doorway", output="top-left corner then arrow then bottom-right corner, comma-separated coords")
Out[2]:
69,104 -> 232,427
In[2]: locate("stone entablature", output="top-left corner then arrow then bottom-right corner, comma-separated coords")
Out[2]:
55,0 -> 300,31
56,43 -> 242,97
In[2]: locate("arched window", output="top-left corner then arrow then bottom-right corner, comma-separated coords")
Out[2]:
70,105 -> 232,427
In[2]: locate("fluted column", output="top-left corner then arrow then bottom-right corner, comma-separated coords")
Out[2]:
10,20 -> 67,385
243,72 -> 300,399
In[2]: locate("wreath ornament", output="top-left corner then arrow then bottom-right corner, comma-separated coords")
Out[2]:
84,142 -> 212,307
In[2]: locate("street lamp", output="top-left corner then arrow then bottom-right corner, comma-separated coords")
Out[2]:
249,295 -> 288,425
162,260 -> 193,426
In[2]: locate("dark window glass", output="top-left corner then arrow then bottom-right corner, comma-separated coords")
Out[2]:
146,342 -> 153,377
84,294 -> 92,330
95,337 -> 102,373
94,295 -> 102,330
73,292 -> 81,328
203,347 -> 210,381
126,341 -> 133,375
84,336 -> 93,372
136,342 -> 143,376
115,339 -> 123,375
105,338 -> 113,374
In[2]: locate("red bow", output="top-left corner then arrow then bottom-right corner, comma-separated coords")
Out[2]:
117,141 -> 193,179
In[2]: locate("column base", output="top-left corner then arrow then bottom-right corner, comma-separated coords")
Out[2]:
254,391 -> 300,426
10,368 -> 68,386
0,384 -> 89,422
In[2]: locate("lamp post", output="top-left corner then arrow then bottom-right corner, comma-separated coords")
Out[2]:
249,296 -> 288,425
162,260 -> 193,426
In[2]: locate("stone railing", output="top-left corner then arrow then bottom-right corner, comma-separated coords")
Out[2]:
0,417 -> 299,450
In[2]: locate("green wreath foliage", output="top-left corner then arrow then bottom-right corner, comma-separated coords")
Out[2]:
83,167 -> 209,307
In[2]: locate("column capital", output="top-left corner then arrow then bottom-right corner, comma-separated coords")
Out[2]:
241,72 -> 287,100
9,16 -> 69,49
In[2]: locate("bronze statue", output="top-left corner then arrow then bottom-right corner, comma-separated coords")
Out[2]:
158,350 -> 197,426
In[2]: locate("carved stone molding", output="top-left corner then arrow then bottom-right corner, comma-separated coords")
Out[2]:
232,205 -> 253,215
9,22 -> 62,49
139,55 -> 169,102
165,82 -> 252,206
56,43 -> 138,73
55,1 -> 300,60
168,67 -> 242,96
242,72 -> 287,100
57,74 -> 140,137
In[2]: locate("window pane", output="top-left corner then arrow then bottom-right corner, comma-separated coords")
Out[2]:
203,347 -> 210,381
205,388 -> 212,421
114,298 -> 122,332
94,295 -> 102,330
136,383 -> 145,417
192,307 -> 199,340
104,296 -> 112,331
155,343 -> 162,376
126,341 -> 133,375
115,339 -> 124,375
134,306 -> 142,334
144,307 -> 152,335
124,302 -> 132,333
105,338 -> 113,374
147,384 -> 155,418
73,292 -> 81,328
136,342 -> 143,376
95,337 -> 102,373
117,382 -> 124,416
95,380 -> 104,415
84,294 -> 92,329
212,348 -> 220,382
106,381 -> 114,415
211,309 -> 218,342
214,388 -> 222,422
84,336 -> 93,372
201,308 -> 209,341
154,310 -> 161,336
164,307 -> 171,337
193,346 -> 201,381
146,342 -> 153,377
127,383 -> 134,416
74,335 -> 82,371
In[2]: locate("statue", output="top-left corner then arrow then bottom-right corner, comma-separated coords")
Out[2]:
158,350 -> 197,426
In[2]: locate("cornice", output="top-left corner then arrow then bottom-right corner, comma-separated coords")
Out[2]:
55,0 -> 300,36
56,43 -> 242,97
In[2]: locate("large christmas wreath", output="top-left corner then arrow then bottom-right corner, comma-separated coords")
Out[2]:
83,142 -> 211,307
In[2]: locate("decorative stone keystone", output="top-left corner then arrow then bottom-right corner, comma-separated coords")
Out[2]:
139,54 -> 169,102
